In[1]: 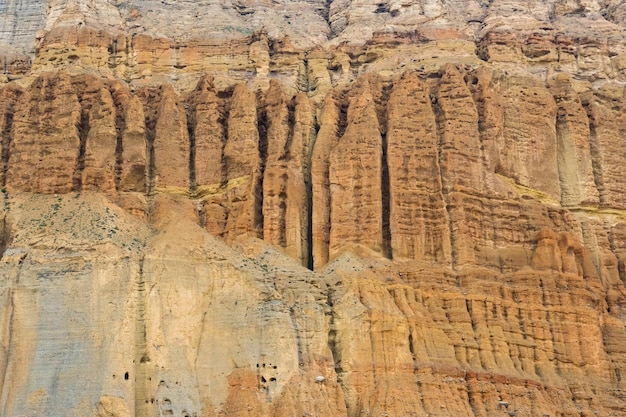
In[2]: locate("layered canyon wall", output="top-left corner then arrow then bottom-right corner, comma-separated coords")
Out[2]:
1,1 -> 626,417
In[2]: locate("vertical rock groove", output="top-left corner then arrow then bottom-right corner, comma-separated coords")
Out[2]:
594,86 -> 626,210
256,91 -> 268,237
154,85 -> 190,191
432,81 -> 458,269
134,257 -> 151,417
138,85 -> 190,193
219,83 -> 261,239
311,93 -> 341,269
325,284 -> 348,412
6,73 -> 81,193
466,67 -> 505,189
378,82 -> 392,260
259,85 -> 315,265
186,75 -> 225,190
109,81 -> 148,193
0,51 -> 626,415
186,105 -> 197,195
380,131 -> 392,260
261,82 -> 288,249
296,93 -> 316,270
554,104 -> 580,207
142,91 -> 157,196
0,86 -> 20,187
432,64 -> 485,267
0,110 -> 12,188
111,86 -> 125,191
72,109 -> 89,192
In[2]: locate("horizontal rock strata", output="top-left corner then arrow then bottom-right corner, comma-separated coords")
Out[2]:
1,63 -> 626,416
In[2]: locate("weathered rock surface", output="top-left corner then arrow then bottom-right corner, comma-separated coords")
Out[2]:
1,64 -> 625,416
7,72 -> 82,194
328,75 -> 384,260
386,71 -> 451,263
3,0 -> 626,95
1,1 -> 626,417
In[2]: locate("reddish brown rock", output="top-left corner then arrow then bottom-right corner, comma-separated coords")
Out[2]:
70,75 -> 118,193
152,84 -> 190,191
138,84 -> 190,193
386,71 -> 451,263
203,83 -> 261,240
328,76 -> 383,261
0,84 -> 22,186
581,83 -> 626,210
261,81 -> 314,266
434,63 -> 484,194
500,76 -> 560,200
548,74 -> 599,207
311,93 -> 341,269
223,83 -> 260,182
432,64 -> 484,266
477,31 -> 523,63
262,81 -> 291,250
186,76 -> 226,188
2,64 -> 626,417
109,80 -> 147,193
611,222 -> 626,286
283,92 -> 315,265
7,72 -> 81,194
467,67 -> 505,180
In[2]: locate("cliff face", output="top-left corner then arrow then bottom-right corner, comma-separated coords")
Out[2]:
1,1 -> 626,417
3,0 -> 626,93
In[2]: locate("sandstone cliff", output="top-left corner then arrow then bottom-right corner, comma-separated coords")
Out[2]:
1,1 -> 626,417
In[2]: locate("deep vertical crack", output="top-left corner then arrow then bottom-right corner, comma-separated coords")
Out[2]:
110,87 -> 125,191
305,118 -> 317,270
299,55 -> 311,93
0,98 -> 16,187
381,131 -> 392,259
325,283 -> 350,414
289,307 -> 304,367
72,109 -> 89,192
375,82 -> 392,259
186,104 -> 197,196
256,94 -> 268,238
144,94 -> 157,196
431,88 -> 457,270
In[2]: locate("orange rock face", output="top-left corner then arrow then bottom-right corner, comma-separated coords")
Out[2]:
329,75 -> 385,260
2,7 -> 626,413
7,72 -> 82,194
0,56 -> 626,417
386,72 -> 451,263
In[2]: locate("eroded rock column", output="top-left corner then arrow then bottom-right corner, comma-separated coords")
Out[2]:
328,77 -> 383,260
386,71 -> 451,263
